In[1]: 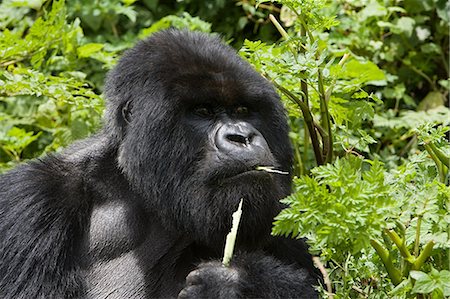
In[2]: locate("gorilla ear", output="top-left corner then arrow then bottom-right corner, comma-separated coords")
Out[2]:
121,100 -> 133,125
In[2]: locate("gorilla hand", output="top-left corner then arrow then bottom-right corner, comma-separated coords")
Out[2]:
178,251 -> 319,299
178,262 -> 242,299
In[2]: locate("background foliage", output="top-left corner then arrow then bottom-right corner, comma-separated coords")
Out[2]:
0,0 -> 448,298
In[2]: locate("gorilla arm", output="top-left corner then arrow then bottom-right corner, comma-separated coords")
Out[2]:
0,158 -> 88,298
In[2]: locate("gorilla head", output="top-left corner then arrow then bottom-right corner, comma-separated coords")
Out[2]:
104,30 -> 293,251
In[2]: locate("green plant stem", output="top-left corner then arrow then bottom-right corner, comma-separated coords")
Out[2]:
424,143 -> 447,183
414,216 -> 422,258
395,220 -> 406,237
384,229 -> 414,262
384,227 -> 414,277
0,59 -> 23,67
313,121 -> 330,160
269,14 -> 289,40
440,51 -> 449,74
318,70 -> 328,134
370,239 -> 402,285
302,120 -> 310,171
297,14 -> 315,43
402,59 -> 437,90
293,137 -> 304,176
427,143 -> 450,168
300,23 -> 309,105
412,241 -> 435,270
272,11 -> 332,165
299,21 -> 310,168
298,12 -> 332,164
271,79 -> 324,165
3,149 -> 20,161
268,14 -> 299,59
325,53 -> 350,99
317,69 -> 333,163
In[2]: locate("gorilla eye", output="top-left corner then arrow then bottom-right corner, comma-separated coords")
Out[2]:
234,106 -> 249,115
193,106 -> 214,117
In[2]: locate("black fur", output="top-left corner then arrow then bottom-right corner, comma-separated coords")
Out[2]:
0,29 -> 318,298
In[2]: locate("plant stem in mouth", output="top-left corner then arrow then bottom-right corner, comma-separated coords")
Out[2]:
255,166 -> 289,175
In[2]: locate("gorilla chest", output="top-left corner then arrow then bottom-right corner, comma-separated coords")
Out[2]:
81,200 -> 192,298
85,200 -> 147,260
81,200 -> 148,297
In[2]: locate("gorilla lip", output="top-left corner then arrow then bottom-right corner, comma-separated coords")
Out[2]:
222,169 -> 271,182
219,165 -> 288,182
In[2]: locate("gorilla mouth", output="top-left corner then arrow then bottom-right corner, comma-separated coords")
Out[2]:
219,165 -> 283,183
226,169 -> 268,180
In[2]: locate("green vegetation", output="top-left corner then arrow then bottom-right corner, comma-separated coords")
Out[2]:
0,0 -> 448,298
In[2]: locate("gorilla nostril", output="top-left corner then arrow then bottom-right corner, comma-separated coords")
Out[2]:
226,134 -> 248,145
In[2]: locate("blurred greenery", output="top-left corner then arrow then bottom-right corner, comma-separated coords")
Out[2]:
0,0 -> 449,298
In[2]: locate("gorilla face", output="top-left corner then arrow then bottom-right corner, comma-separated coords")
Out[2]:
105,30 -> 293,250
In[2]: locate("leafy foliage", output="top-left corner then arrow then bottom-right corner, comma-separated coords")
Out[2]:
328,0 -> 449,109
274,143 -> 449,298
0,0 -> 107,171
243,1 -> 450,298
274,156 -> 394,258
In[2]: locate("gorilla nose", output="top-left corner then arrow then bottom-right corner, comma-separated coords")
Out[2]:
214,122 -> 270,161
225,131 -> 254,147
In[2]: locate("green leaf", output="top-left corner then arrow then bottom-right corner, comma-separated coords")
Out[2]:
335,59 -> 386,86
395,17 -> 416,36
121,0 -> 138,5
417,91 -> 445,111
411,269 -> 450,296
436,0 -> 450,22
139,13 -> 211,38
359,0 -> 387,19
77,43 -> 104,58
411,271 -> 437,294
390,278 -> 412,296
440,270 -> 450,296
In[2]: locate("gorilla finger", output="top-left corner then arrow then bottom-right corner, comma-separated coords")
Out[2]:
186,269 -> 202,285
178,285 -> 203,299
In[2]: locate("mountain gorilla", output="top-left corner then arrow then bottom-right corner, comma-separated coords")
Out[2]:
0,29 -> 318,298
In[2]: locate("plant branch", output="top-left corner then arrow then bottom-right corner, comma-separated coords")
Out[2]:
414,216 -> 422,258
370,239 -> 402,285
313,257 -> 334,299
317,69 -> 333,163
270,78 -> 324,165
427,143 -> 450,168
412,241 -> 435,270
424,143 -> 447,183
402,59 -> 436,90
299,21 -> 311,167
325,53 -> 350,99
384,229 -> 414,262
